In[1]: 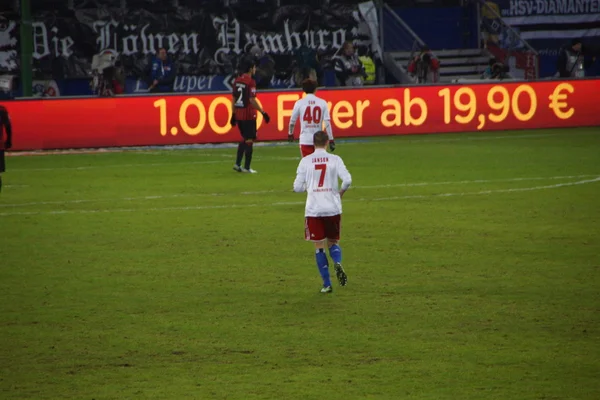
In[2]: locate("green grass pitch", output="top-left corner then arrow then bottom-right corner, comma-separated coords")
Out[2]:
1,127 -> 599,399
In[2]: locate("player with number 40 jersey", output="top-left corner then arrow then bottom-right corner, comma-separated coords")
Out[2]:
288,79 -> 335,157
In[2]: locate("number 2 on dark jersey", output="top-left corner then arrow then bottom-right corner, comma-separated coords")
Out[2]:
234,83 -> 247,108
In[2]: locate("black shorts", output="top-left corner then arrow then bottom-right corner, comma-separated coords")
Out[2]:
0,150 -> 5,173
237,120 -> 257,141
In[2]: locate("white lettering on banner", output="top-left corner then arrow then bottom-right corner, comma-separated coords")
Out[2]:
122,25 -> 139,55
222,74 -> 233,91
93,19 -> 119,52
246,23 -> 349,53
32,22 -> 50,58
133,79 -> 148,93
93,20 -> 200,56
284,23 -> 302,51
213,16 -> 243,63
169,74 -> 293,93
11,10 -> 368,66
213,16 -> 354,64
134,74 -> 294,93
503,0 -> 600,16
172,75 -> 217,92
32,22 -> 74,59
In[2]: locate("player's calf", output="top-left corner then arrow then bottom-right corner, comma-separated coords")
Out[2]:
327,240 -> 347,287
327,240 -> 342,263
235,141 -> 246,171
243,140 -> 255,171
314,240 -> 332,292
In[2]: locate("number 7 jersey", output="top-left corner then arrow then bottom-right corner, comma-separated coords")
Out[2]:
289,94 -> 334,145
293,148 -> 352,217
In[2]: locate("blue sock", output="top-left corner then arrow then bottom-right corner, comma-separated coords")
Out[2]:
315,249 -> 331,287
329,244 -> 342,264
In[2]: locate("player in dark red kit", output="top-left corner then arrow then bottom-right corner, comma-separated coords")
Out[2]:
230,56 -> 270,173
0,105 -> 13,193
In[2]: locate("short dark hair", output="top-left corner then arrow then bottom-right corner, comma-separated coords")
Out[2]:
238,55 -> 257,73
301,79 -> 318,94
313,131 -> 329,147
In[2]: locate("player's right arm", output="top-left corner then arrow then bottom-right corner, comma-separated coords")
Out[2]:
293,160 -> 307,193
288,101 -> 301,140
337,157 -> 352,197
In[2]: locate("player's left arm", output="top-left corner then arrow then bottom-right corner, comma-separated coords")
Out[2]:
323,103 -> 333,139
323,103 -> 335,151
293,161 -> 307,193
0,107 -> 11,149
337,157 -> 352,197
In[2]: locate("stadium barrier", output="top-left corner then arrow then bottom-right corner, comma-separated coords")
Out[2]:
2,79 -> 599,151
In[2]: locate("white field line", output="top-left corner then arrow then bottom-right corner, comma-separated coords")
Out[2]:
1,176 -> 598,217
9,156 -> 302,172
10,159 -> 229,172
7,130 -> 584,164
1,174 -> 597,209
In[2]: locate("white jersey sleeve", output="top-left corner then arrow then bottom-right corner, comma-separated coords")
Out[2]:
293,149 -> 352,217
323,104 -> 333,141
288,100 -> 301,137
293,159 -> 308,193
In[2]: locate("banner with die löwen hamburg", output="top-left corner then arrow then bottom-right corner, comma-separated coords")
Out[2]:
2,79 -> 600,151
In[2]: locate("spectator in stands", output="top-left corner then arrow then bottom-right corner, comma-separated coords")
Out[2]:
358,46 -> 376,85
334,41 -> 366,87
589,43 -> 600,76
480,1 -> 502,48
557,39 -> 587,78
482,57 -> 509,80
293,38 -> 321,87
101,66 -> 124,96
90,50 -> 123,97
407,45 -> 440,84
148,48 -> 176,93
112,59 -> 125,94
247,44 -> 275,89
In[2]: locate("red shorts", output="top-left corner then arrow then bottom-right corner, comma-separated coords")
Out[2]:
305,215 -> 341,242
300,145 -> 315,158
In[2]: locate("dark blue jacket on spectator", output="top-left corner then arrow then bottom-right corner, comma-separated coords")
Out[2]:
150,56 -> 175,92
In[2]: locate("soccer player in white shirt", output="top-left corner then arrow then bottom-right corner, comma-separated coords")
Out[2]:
293,131 -> 352,293
288,79 -> 335,158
